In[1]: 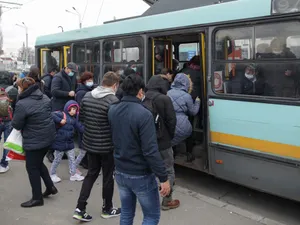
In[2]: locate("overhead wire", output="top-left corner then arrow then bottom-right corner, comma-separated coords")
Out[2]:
82,0 -> 88,22
96,0 -> 105,25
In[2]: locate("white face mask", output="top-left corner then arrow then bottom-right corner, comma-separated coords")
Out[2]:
245,73 -> 254,80
86,81 -> 94,87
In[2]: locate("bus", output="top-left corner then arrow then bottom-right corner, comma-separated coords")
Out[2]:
35,0 -> 300,202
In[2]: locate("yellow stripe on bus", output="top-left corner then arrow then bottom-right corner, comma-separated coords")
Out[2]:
210,132 -> 300,159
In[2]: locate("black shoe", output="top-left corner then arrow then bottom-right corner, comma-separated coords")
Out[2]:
21,199 -> 44,208
46,152 -> 54,163
43,186 -> 58,198
101,207 -> 121,219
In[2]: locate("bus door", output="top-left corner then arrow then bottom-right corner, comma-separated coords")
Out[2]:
151,38 -> 173,75
63,46 -> 71,68
40,47 -> 67,75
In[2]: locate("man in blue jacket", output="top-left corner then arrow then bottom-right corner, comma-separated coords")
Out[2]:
108,74 -> 170,225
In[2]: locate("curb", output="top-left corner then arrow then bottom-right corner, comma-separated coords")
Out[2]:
175,186 -> 287,225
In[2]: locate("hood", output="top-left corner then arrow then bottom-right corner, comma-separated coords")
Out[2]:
145,75 -> 169,95
91,86 -> 115,99
76,83 -> 93,93
19,84 -> 43,100
171,73 -> 191,93
5,85 -> 18,101
64,100 -> 80,115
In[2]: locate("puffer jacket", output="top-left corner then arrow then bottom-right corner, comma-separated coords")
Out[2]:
12,84 -> 56,151
167,73 -> 200,146
75,83 -> 93,104
80,86 -> 119,154
144,75 -> 176,151
52,100 -> 84,151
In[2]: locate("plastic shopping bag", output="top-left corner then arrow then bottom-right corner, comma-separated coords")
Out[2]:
6,150 -> 26,161
3,128 -> 24,155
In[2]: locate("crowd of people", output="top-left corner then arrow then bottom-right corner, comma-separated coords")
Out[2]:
0,59 -> 201,224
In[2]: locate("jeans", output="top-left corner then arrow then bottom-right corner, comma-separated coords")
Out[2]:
115,171 -> 160,225
0,121 -> 12,168
77,152 -> 115,212
25,148 -> 54,200
50,150 -> 76,176
160,147 -> 175,203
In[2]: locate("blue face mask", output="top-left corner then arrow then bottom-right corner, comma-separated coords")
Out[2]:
68,71 -> 74,77
86,81 -> 94,87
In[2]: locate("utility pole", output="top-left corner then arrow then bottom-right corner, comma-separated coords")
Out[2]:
66,7 -> 82,29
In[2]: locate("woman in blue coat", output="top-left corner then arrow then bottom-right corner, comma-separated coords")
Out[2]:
167,73 -> 200,146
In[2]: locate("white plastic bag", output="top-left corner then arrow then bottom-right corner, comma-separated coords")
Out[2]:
4,128 -> 24,155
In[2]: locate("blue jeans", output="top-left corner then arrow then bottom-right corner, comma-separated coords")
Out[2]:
115,171 -> 160,225
0,121 -> 12,168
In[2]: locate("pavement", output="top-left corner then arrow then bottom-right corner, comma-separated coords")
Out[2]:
0,158 -> 286,225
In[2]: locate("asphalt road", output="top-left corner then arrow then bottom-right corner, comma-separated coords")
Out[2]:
174,165 -> 300,225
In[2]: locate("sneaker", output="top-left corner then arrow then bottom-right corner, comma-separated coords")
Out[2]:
50,174 -> 62,183
73,208 -> 92,222
76,169 -> 82,176
70,173 -> 84,182
69,169 -> 82,176
101,207 -> 121,219
161,199 -> 180,211
0,165 -> 9,173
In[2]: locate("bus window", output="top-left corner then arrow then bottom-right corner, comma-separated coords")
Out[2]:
103,37 -> 144,80
86,42 -> 100,64
179,43 -> 199,70
73,43 -> 85,64
215,27 -> 253,61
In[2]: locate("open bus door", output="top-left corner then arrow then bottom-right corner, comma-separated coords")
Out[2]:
151,38 -> 173,75
39,46 -> 70,75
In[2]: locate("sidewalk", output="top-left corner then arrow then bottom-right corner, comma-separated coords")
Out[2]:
0,160 -> 280,225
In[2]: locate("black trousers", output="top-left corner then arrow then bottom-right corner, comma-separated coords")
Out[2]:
25,148 -> 54,200
77,152 -> 115,212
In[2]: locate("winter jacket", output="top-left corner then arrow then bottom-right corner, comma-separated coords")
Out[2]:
108,95 -> 168,182
144,75 -> 176,151
51,70 -> 77,111
41,74 -> 53,99
80,86 -> 119,154
167,73 -> 200,146
52,100 -> 84,151
75,84 -> 93,104
12,84 -> 56,151
181,64 -> 202,99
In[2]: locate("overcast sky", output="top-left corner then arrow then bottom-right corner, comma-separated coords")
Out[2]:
1,0 -> 149,53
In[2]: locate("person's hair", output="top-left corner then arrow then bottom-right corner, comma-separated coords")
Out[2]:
16,77 -> 36,91
124,68 -> 135,76
122,74 -> 145,96
27,67 -> 40,81
48,67 -> 58,74
101,71 -> 120,87
161,68 -> 173,75
80,71 -> 94,84
69,106 -> 78,112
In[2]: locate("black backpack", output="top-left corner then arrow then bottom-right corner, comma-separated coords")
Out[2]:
142,93 -> 164,139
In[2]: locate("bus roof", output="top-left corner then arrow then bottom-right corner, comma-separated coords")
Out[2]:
35,0 -> 271,46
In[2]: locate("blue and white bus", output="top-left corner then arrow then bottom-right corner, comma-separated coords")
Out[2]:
35,0 -> 300,201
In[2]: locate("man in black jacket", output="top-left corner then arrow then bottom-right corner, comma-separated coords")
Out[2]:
108,74 -> 170,225
73,72 -> 121,222
51,62 -> 78,111
143,75 -> 179,210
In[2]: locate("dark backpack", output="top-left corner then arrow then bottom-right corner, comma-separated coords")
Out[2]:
142,93 -> 164,139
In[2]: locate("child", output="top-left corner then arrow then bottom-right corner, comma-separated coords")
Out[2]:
50,100 -> 85,183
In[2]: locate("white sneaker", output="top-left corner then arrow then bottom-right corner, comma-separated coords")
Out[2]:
51,174 -> 62,183
70,173 -> 84,182
69,169 -> 82,176
0,165 -> 9,173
